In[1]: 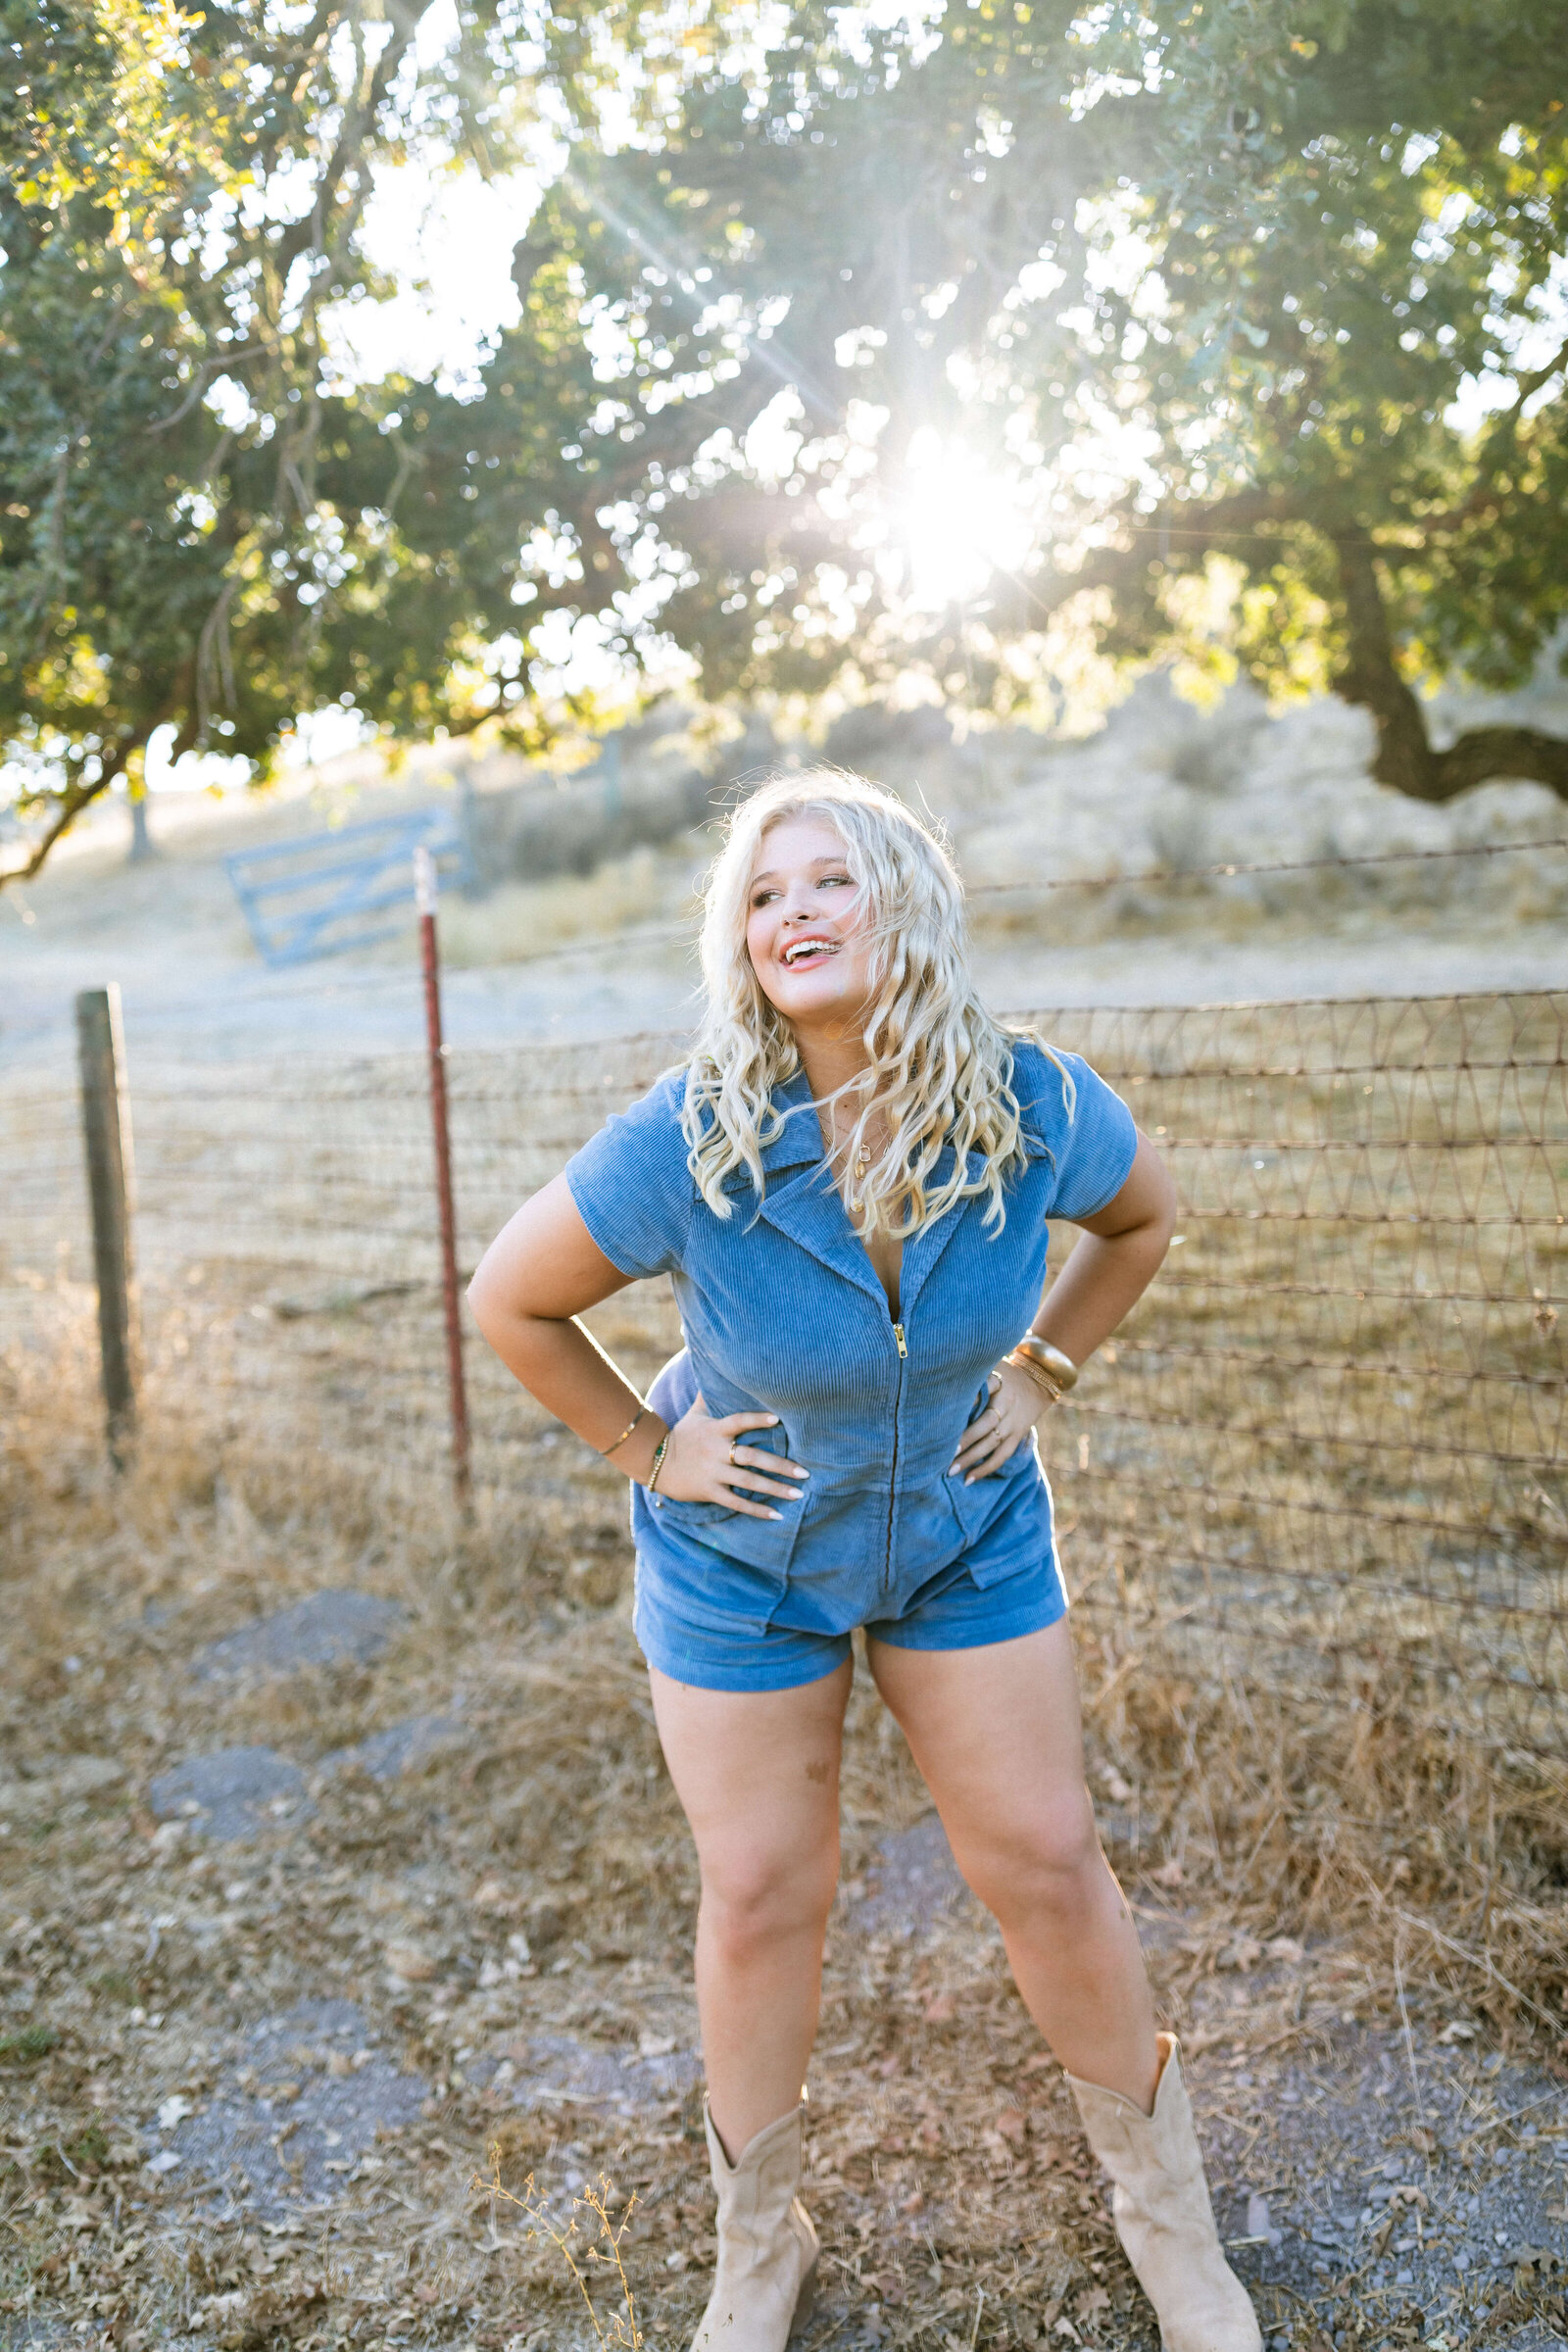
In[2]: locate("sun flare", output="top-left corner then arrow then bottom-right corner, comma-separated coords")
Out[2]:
894,433 -> 1040,611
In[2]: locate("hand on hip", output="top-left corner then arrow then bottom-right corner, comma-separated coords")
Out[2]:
659,1393 -> 810,1521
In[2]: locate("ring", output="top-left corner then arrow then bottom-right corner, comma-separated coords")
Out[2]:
727,1444 -> 740,1467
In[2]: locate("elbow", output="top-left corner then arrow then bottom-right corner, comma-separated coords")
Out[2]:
1152,1170 -> 1180,1255
466,1253 -> 510,1345
1155,1162 -> 1180,1242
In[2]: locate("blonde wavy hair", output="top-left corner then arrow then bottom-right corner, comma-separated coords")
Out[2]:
681,769 -> 1073,1239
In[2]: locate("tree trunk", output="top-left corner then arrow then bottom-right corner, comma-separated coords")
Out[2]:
1334,532 -> 1568,804
127,789 -> 155,862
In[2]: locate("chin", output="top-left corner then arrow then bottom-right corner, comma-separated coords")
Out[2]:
778,982 -> 865,1029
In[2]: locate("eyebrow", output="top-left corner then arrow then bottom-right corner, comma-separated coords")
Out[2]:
749,857 -> 850,887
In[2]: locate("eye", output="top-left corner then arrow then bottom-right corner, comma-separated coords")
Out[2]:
750,886 -> 779,908
818,871 -> 853,889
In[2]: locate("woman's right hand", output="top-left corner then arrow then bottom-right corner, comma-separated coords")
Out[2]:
650,1392 -> 809,1521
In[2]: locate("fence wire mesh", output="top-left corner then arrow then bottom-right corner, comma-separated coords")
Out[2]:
3,990 -> 1564,1763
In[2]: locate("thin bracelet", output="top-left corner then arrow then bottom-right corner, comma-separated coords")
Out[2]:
1004,1351 -> 1066,1408
599,1403 -> 648,1458
646,1433 -> 670,1494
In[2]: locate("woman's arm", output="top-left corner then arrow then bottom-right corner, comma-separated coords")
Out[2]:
467,1173 -> 666,1477
466,1175 -> 807,1516
953,1133 -> 1177,1481
1029,1130 -> 1178,1366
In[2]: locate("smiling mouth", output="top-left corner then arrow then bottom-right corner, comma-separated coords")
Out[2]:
782,937 -> 840,967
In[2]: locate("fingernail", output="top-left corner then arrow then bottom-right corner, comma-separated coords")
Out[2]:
766,1510 -> 781,1520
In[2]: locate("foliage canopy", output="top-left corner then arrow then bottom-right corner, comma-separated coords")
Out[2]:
3,0 -> 1565,883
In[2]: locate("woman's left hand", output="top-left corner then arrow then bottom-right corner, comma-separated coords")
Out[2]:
951,1360 -> 1056,1483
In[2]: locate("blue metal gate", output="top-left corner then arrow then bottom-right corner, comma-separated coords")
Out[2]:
225,808 -> 476,969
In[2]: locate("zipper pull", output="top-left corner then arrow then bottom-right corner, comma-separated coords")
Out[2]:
894,1322 -> 907,1357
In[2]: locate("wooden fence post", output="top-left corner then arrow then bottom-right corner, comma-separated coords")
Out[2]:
74,986 -> 137,1464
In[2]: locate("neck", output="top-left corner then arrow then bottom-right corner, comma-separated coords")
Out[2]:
789,1020 -> 873,1113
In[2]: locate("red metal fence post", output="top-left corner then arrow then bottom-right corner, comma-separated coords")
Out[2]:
415,847 -> 470,1507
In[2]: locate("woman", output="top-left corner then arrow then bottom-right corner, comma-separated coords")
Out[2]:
468,774 -> 1259,2352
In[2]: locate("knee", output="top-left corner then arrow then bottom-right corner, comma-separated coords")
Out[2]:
957,1788 -> 1103,1923
700,1840 -> 839,1961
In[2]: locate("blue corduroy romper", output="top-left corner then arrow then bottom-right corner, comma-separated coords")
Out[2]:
564,1040 -> 1138,1690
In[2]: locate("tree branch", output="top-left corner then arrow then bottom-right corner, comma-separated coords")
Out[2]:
1333,532 -> 1568,804
0,745 -> 136,891
1431,725 -> 1568,803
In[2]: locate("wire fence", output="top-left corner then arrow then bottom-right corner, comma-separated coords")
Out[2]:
4,971 -> 1564,1766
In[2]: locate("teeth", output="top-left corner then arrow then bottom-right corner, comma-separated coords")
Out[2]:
784,940 -> 837,965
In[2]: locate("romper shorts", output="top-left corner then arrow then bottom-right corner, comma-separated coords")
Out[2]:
632,1470 -> 1069,1693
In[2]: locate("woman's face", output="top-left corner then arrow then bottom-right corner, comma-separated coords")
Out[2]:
745,815 -> 875,1034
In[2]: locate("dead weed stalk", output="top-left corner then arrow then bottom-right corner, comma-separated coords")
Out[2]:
478,2157 -> 644,2349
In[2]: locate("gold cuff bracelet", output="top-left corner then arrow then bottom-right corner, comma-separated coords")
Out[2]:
1012,1334 -> 1079,1392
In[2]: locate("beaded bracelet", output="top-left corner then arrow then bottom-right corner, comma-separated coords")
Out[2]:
646,1433 -> 670,1495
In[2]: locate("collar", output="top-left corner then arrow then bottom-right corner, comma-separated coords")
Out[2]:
721,1065 -> 1051,1193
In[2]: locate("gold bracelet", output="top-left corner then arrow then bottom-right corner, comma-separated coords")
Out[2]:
1012,1334 -> 1079,1392
599,1403 -> 648,1458
646,1433 -> 670,1495
1004,1351 -> 1065,1408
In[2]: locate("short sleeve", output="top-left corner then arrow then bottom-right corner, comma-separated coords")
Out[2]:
1013,1045 -> 1139,1222
564,1068 -> 694,1279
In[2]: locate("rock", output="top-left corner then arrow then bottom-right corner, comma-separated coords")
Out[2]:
0,2306 -> 75,2347
484,2031 -> 700,2115
1246,2191 -> 1283,2249
148,1747 -> 310,1841
0,1755 -> 125,1823
384,1942 -> 438,1984
320,1712 -> 467,1783
161,1998 -> 426,2212
191,1590 -> 404,1683
852,1814 -> 974,1939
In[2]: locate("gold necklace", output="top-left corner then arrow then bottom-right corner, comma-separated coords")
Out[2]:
849,1141 -> 871,1214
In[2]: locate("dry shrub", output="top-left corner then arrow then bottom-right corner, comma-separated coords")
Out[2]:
1070,1601 -> 1568,2048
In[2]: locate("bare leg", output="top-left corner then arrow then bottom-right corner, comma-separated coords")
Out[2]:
868,1619 -> 1159,2108
649,1658 -> 853,2156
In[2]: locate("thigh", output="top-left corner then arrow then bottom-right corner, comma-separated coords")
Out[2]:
866,1619 -> 1093,1864
649,1658 -> 854,1889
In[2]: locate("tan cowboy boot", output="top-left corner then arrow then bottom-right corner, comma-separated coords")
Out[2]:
690,2096 -> 818,2352
1066,2033 -> 1261,2352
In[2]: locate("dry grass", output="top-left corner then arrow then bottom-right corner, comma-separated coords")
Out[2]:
967,840 -> 1568,958
2,991 -> 1565,2346
2,1292 -> 1565,2349
436,841 -> 708,972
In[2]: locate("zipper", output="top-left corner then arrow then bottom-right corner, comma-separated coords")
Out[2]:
882,1319 -> 906,1592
